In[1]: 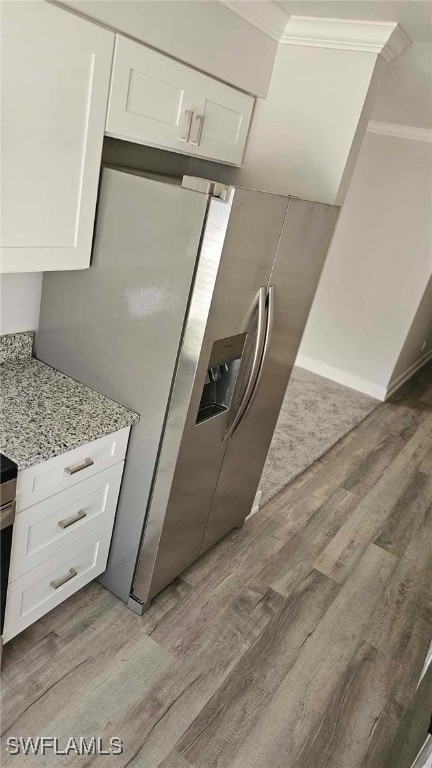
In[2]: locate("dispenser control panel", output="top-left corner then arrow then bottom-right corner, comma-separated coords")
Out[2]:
196,333 -> 246,425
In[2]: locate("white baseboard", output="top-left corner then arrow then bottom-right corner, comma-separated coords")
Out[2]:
295,353 -> 387,400
385,349 -> 432,399
246,489 -> 262,519
295,350 -> 432,403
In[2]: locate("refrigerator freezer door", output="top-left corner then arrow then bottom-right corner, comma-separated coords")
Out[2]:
132,187 -> 289,603
36,167 -> 208,602
200,199 -> 340,553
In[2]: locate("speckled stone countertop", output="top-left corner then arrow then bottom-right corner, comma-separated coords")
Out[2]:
0,332 -> 139,470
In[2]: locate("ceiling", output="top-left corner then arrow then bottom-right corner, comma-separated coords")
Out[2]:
275,1 -> 432,42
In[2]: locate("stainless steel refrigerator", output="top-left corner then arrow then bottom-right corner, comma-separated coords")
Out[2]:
37,166 -> 339,613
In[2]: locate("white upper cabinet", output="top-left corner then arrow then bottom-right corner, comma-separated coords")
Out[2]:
107,37 -> 197,153
0,2 -> 114,273
106,36 -> 254,166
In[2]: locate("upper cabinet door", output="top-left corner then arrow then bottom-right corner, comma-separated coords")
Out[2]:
106,35 -> 254,166
106,36 -> 198,152
0,2 -> 113,273
189,75 -> 254,165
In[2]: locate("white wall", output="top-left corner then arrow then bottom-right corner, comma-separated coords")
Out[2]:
232,43 -> 384,204
371,43 -> 432,129
297,131 -> 432,400
387,276 -> 432,394
60,0 -> 278,98
0,273 -> 42,335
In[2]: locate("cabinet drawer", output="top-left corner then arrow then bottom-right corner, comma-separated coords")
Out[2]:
16,427 -> 129,511
10,463 -> 124,580
3,522 -> 113,642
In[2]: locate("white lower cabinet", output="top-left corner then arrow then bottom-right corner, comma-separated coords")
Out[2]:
3,429 -> 130,643
16,427 -> 130,512
10,463 -> 124,580
3,523 -> 112,642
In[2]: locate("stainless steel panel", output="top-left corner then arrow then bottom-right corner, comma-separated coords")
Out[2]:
0,500 -> 15,530
36,167 -> 208,602
208,334 -> 245,367
223,287 -> 267,442
132,188 -> 289,603
200,198 -> 340,553
237,284 -> 275,431
0,477 -> 16,509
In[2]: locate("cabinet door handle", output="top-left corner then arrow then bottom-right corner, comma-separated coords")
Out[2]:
179,109 -> 193,142
50,568 -> 77,590
57,509 -> 87,529
64,457 -> 94,475
191,114 -> 205,146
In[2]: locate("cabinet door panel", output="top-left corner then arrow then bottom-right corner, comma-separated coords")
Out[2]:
190,75 -> 254,165
106,36 -> 197,151
0,2 -> 113,272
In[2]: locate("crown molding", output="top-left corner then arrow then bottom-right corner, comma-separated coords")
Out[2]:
367,121 -> 432,143
380,24 -> 412,62
280,16 -> 411,61
220,3 -> 410,62
220,1 -> 290,42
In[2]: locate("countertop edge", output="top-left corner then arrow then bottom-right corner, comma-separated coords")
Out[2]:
1,352 -> 140,472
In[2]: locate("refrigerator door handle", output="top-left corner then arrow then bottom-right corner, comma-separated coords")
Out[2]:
223,287 -> 267,442
232,285 -> 275,436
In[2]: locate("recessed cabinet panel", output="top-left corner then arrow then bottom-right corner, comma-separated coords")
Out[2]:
2,24 -> 88,248
106,36 -> 196,151
126,70 -> 184,125
191,74 -> 254,165
202,101 -> 243,144
0,1 -> 114,272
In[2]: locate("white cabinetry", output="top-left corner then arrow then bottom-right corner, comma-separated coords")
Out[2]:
106,35 -> 254,165
5,526 -> 113,640
0,1 -> 114,273
190,73 -> 254,164
10,464 -> 124,579
107,37 -> 197,154
3,428 -> 129,642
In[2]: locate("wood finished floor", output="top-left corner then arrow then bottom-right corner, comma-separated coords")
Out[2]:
2,363 -> 432,767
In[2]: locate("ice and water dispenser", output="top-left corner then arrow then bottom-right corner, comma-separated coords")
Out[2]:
196,333 -> 246,424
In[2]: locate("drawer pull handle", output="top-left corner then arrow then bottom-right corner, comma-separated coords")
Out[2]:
64,458 -> 94,475
57,509 -> 87,529
50,568 -> 77,590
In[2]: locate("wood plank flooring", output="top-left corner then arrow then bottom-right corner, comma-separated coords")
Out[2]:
2,362 -> 432,767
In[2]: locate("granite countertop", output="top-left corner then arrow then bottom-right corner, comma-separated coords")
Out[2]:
0,331 -> 139,470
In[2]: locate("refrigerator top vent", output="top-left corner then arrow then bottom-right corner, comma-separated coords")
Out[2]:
182,176 -> 232,201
